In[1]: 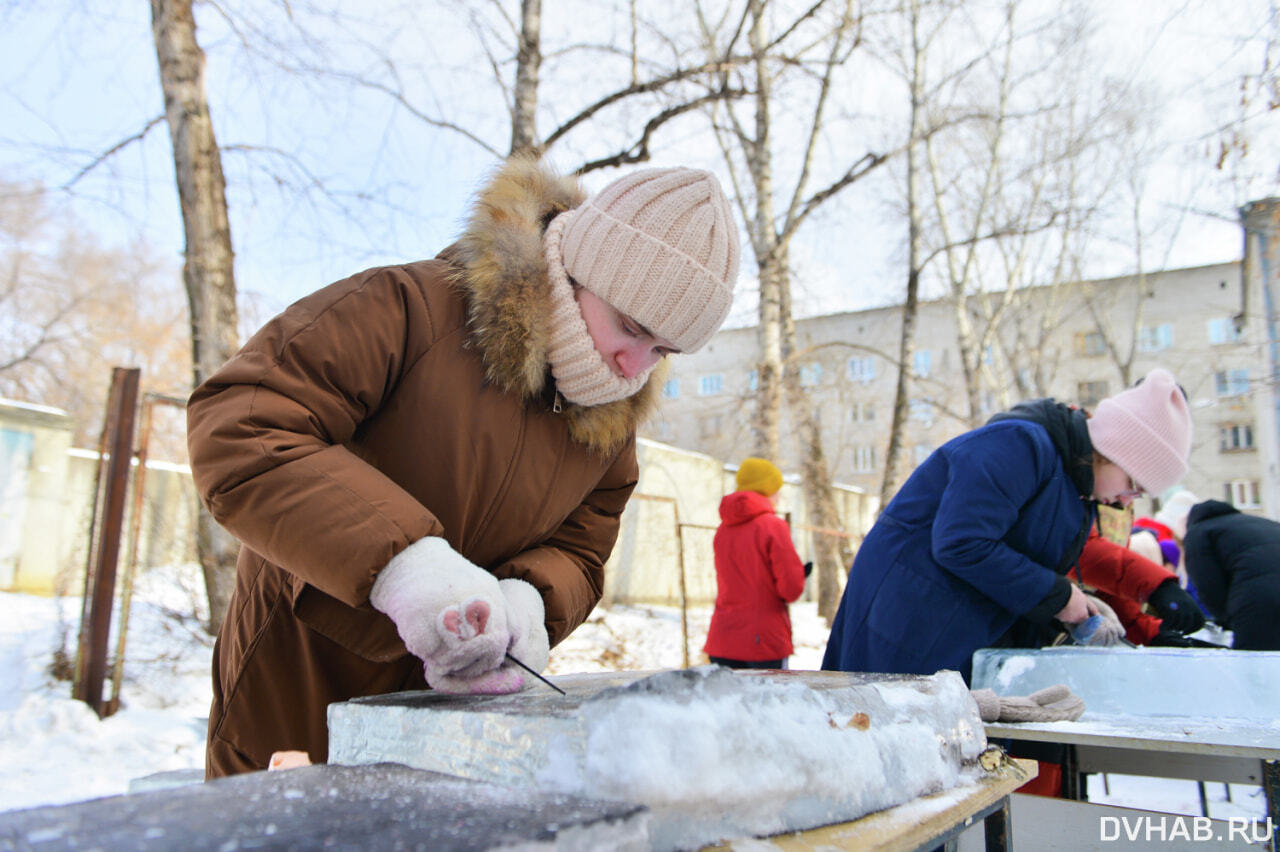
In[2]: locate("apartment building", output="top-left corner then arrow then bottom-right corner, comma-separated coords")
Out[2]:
644,258 -> 1279,520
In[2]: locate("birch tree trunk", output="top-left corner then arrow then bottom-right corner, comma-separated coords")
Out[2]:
879,0 -> 926,510
733,0 -> 868,621
777,255 -> 853,622
747,0 -> 784,463
509,0 -> 542,158
150,0 -> 240,633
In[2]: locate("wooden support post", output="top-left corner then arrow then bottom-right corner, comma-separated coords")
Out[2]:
72,367 -> 141,718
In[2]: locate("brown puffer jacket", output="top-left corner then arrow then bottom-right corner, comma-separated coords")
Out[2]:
187,158 -> 663,777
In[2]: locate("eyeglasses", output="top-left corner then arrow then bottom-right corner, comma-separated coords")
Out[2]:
1116,474 -> 1144,500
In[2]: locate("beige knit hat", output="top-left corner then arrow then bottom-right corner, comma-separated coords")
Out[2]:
557,166 -> 739,354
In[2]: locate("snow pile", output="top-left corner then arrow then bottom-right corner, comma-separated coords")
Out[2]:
0,565 -> 212,812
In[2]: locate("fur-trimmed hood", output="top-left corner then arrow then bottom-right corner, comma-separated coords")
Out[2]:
447,157 -> 665,454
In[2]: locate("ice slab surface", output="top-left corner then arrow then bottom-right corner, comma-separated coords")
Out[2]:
328,666 -> 987,851
971,646 -> 1280,721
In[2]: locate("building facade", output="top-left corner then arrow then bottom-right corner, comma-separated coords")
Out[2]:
644,258 -> 1280,520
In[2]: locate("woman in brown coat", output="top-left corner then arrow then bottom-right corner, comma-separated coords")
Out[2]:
187,158 -> 739,777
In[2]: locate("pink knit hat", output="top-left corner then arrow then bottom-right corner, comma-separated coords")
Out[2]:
1086,368 -> 1192,495
556,167 -> 739,353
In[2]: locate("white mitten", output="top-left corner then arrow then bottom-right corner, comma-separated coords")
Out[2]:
500,578 -> 550,673
370,537 -> 519,693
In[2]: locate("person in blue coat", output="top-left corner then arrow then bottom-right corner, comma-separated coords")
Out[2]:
822,368 -> 1193,683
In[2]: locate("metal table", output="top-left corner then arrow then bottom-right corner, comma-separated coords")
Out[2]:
972,646 -> 1280,852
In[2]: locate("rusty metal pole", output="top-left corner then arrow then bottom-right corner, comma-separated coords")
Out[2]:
104,395 -> 153,717
72,367 -> 141,718
72,401 -> 113,696
104,393 -> 187,717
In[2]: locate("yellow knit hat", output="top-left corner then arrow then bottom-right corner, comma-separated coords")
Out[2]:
736,457 -> 783,496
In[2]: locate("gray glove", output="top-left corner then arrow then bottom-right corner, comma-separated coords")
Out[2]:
971,684 -> 1085,723
1070,591 -> 1131,644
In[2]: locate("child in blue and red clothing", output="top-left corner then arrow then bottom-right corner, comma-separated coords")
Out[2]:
1079,528 -> 1205,645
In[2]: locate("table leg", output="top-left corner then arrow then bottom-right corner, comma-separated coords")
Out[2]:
1062,745 -> 1082,800
1264,760 -> 1278,852
983,797 -> 1011,851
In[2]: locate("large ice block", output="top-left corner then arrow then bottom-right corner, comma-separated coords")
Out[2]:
328,666 -> 987,851
971,646 -> 1280,721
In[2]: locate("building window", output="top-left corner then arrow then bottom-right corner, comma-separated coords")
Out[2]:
747,370 -> 758,392
1214,369 -> 1250,397
1137,323 -> 1173,352
853,445 -> 877,473
799,363 -> 822,387
1076,331 -> 1106,357
848,356 -> 876,383
662,379 -> 679,399
909,398 -> 934,426
914,350 -> 932,378
1077,380 -> 1109,408
852,401 -> 876,423
1208,317 -> 1243,345
651,421 -> 674,440
698,374 -> 723,396
1225,479 -> 1261,508
1220,423 -> 1255,452
699,414 -> 723,440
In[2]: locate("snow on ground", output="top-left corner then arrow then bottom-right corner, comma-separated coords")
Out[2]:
0,562 -> 1269,824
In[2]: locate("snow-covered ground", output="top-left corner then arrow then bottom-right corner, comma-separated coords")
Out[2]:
0,562 -> 1269,825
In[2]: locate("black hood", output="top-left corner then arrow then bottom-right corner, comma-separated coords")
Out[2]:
1188,498 -> 1237,525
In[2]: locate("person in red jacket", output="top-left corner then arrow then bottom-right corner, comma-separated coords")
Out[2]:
704,458 -> 808,669
1076,527 -> 1205,645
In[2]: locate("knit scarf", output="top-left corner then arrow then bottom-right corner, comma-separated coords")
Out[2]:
542,213 -> 653,407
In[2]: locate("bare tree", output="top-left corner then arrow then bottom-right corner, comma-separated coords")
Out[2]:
509,0 -> 543,157
876,0 -> 1147,509
150,0 -> 240,632
0,179 -> 191,449
697,0 -> 889,621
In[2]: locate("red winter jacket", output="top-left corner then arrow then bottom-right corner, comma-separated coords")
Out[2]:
1077,529 -> 1177,644
704,490 -> 807,661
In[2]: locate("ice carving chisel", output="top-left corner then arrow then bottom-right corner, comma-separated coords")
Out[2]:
506,652 -> 566,694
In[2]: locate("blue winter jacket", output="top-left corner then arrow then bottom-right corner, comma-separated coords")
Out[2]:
822,418 -> 1091,682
